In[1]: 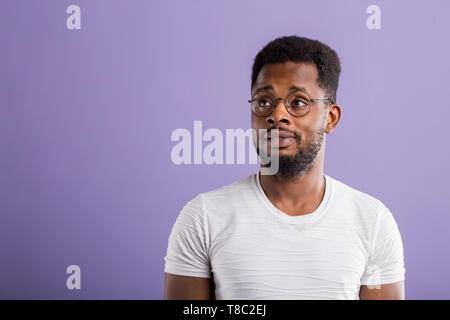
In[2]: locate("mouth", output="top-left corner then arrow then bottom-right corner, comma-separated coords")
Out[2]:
266,130 -> 294,139
265,130 -> 296,148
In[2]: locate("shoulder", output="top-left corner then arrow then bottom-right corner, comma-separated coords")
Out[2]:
326,175 -> 402,256
182,174 -> 256,224
196,173 -> 256,209
182,172 -> 255,204
329,175 -> 381,204
327,174 -> 388,225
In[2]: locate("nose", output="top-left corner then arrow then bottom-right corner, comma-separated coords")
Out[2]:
266,99 -> 290,125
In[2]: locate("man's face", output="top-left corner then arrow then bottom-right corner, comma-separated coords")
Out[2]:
251,61 -> 329,178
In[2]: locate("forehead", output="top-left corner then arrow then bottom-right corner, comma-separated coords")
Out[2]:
252,61 -> 320,96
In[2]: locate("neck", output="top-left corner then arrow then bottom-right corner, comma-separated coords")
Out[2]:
259,150 -> 325,216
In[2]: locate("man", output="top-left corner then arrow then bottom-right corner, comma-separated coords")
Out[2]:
164,35 -> 405,300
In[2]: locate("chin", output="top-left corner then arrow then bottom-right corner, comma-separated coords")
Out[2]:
268,147 -> 295,158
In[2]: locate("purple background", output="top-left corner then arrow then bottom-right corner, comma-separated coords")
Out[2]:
1,0 -> 449,299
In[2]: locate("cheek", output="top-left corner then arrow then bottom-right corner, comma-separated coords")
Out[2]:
295,109 -> 326,134
251,114 -> 266,131
293,123 -> 320,147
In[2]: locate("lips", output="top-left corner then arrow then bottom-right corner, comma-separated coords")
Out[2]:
266,131 -> 294,139
265,130 -> 296,148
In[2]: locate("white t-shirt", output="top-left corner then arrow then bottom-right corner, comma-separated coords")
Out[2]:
164,172 -> 405,300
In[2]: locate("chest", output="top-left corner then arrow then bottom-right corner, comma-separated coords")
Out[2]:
209,219 -> 369,299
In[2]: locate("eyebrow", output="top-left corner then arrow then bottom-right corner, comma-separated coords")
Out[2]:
252,85 -> 309,96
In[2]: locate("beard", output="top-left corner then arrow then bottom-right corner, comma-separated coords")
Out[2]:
256,125 -> 325,179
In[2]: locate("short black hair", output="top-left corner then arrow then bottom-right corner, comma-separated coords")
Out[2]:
251,35 -> 341,103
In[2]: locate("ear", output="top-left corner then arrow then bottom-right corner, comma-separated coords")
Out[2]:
325,104 -> 341,134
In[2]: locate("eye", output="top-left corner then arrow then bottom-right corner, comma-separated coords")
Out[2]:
291,99 -> 308,107
257,98 -> 272,107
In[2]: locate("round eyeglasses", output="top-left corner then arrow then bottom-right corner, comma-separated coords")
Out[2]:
248,90 -> 334,117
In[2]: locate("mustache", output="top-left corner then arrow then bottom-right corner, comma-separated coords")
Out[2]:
267,127 -> 301,140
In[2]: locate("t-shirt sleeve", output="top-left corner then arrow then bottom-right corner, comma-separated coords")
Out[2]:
164,193 -> 212,278
360,200 -> 405,286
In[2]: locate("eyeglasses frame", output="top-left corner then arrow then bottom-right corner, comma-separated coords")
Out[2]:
248,90 -> 334,117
